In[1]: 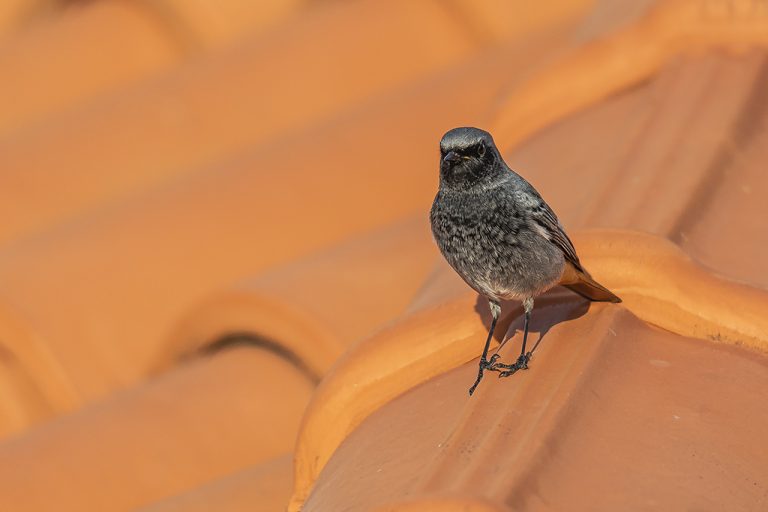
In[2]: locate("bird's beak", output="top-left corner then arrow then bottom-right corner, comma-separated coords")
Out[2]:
443,151 -> 460,163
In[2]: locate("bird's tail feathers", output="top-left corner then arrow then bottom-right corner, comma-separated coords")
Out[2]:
560,262 -> 621,303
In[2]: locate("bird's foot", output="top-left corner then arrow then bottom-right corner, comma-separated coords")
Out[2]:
469,354 -> 505,396
482,353 -> 516,371
480,353 -> 503,372
498,352 -> 531,378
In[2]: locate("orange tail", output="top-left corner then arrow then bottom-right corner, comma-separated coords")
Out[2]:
560,262 -> 621,303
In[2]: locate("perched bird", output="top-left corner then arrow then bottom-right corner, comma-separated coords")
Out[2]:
430,127 -> 621,396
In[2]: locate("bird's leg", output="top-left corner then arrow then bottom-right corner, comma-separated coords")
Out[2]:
499,297 -> 533,378
468,300 -> 501,396
517,297 -> 533,367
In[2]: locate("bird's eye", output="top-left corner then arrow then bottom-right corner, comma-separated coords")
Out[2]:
476,142 -> 486,157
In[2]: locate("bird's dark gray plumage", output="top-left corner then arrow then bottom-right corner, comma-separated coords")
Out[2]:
430,127 -> 620,395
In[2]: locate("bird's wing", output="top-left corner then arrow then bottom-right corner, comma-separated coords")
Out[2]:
517,188 -> 584,272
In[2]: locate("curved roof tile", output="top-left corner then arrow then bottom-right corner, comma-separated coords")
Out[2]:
0,1 -> 766,510
0,0 -> 306,139
162,217 -> 435,380
288,230 -> 768,508
138,455 -> 294,512
0,26 -> 573,433
301,304 -> 768,511
0,0 -> 485,245
0,347 -> 312,511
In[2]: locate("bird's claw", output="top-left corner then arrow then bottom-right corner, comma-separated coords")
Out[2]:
479,353 -> 501,371
471,352 -> 532,394
469,354 -> 505,396
482,353 -> 518,373
498,352 -> 531,378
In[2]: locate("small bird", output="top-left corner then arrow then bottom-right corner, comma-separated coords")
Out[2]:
430,127 -> 620,396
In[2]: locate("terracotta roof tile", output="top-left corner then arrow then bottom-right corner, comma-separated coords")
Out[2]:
0,1 -> 51,37
0,0 -> 308,138
0,22 -> 576,435
1,1 -> 185,138
286,3 -> 768,506
504,50 -> 768,286
163,216 -> 435,379
138,455 -> 293,512
0,0 -> 491,245
0,347 -> 312,511
441,0 -> 594,43
492,0 -> 768,150
288,230 -> 768,508
1,1 -> 767,510
147,0 -> 302,47
300,301 -> 768,511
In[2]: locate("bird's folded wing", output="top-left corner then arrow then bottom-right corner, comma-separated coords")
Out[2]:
526,192 -> 585,273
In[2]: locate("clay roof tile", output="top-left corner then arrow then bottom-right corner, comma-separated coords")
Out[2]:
2,1 -> 768,510
0,347 -> 312,511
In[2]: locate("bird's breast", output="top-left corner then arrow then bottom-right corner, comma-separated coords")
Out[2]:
430,192 -> 564,300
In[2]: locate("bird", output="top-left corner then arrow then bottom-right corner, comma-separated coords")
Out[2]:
429,127 -> 621,396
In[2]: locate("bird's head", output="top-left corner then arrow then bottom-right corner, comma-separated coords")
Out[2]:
438,127 -> 505,190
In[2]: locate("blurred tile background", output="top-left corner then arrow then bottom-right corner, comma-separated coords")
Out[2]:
0,1 -> 767,511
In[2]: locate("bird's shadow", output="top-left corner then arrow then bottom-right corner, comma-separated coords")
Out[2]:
473,288 -> 590,359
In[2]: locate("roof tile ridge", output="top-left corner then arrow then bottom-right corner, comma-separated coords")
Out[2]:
491,0 -> 768,151
288,228 -> 768,510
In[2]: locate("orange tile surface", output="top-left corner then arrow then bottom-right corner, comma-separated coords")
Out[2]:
0,0 -> 51,37
287,3 -> 768,506
152,0 -> 302,46
0,0 -> 767,511
164,216 -> 435,379
0,0 -> 481,245
0,1 -> 179,139
139,455 -> 294,512
0,347 -> 312,511
505,51 -> 768,286
302,305 -> 768,511
288,230 -> 768,508
492,0 -> 768,149
0,0 -> 305,138
0,20 -> 578,436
